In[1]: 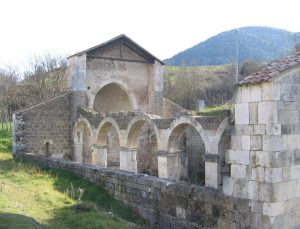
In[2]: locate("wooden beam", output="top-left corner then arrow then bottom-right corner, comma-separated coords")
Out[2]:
87,55 -> 153,64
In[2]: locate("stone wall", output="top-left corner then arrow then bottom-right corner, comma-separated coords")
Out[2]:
163,98 -> 188,118
67,47 -> 164,116
14,153 -> 246,229
223,67 -> 300,228
13,92 -> 72,158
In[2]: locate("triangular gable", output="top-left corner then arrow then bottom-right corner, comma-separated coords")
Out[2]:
68,34 -> 164,65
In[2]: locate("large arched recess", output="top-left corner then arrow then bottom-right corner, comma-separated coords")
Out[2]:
93,80 -> 138,113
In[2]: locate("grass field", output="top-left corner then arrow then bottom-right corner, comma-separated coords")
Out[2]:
191,103 -> 233,116
0,130 -> 146,229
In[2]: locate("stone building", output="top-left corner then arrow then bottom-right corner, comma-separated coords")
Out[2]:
12,35 -> 300,228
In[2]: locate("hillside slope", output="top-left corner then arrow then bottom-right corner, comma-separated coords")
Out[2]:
165,26 -> 296,66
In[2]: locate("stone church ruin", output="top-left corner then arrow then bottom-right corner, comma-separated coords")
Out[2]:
13,35 -> 300,228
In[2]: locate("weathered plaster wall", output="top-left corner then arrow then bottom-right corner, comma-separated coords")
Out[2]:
67,44 -> 164,116
86,58 -> 163,116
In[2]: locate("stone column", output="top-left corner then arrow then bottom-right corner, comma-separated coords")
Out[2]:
120,147 -> 138,173
74,142 -> 83,163
157,150 -> 188,181
92,145 -> 107,167
204,154 -> 221,189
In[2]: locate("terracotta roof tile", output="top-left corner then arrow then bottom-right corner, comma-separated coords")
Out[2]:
238,51 -> 300,85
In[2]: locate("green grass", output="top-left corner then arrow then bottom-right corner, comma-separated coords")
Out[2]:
192,103 -> 233,116
0,130 -> 147,229
164,65 -> 233,79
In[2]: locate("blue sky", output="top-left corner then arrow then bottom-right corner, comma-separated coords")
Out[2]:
0,0 -> 299,70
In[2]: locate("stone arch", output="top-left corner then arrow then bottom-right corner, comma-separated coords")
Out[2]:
214,117 -> 229,155
166,116 -> 208,184
166,116 -> 208,150
125,115 -> 160,175
73,118 -> 94,163
92,79 -> 138,113
94,117 -> 121,168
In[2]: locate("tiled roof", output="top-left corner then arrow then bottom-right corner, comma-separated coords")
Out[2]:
238,51 -> 300,85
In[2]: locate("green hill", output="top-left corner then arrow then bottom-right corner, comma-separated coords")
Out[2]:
165,26 -> 297,66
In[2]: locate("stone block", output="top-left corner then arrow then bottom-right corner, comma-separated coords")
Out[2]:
232,178 -> 248,199
250,135 -> 262,150
258,182 -> 273,202
226,150 -> 250,165
263,202 -> 285,216
256,151 -> 279,167
290,165 -> 300,180
232,179 -> 258,200
282,167 -> 291,181
241,86 -> 251,103
266,124 -> 281,135
248,180 -> 258,200
278,100 -> 300,111
258,101 -> 277,124
283,134 -> 299,150
264,168 -> 282,183
297,180 -> 300,198
250,85 -> 262,102
280,83 -> 300,101
253,124 -> 266,135
242,135 -> 250,150
250,151 -> 256,167
272,181 -> 296,202
176,206 -> 186,219
232,124 -> 254,135
278,151 -> 294,167
205,161 -> 219,189
262,135 -> 283,151
231,164 -> 247,179
261,82 -> 280,101
250,201 -> 263,213
278,110 -> 299,124
231,136 -> 242,150
223,176 -> 233,196
251,167 -> 265,182
120,150 -> 137,173
235,103 -> 249,125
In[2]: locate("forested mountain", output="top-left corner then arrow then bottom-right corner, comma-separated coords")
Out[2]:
165,26 -> 297,66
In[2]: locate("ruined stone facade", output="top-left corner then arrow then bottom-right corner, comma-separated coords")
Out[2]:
13,35 -> 300,228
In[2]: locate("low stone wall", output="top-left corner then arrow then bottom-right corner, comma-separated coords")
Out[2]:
14,153 -> 244,229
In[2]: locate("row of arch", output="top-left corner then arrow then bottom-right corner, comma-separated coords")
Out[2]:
73,114 -> 229,187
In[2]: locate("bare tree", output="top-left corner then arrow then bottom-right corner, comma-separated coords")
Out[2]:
21,53 -> 68,105
0,66 -> 20,129
164,65 -> 235,109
